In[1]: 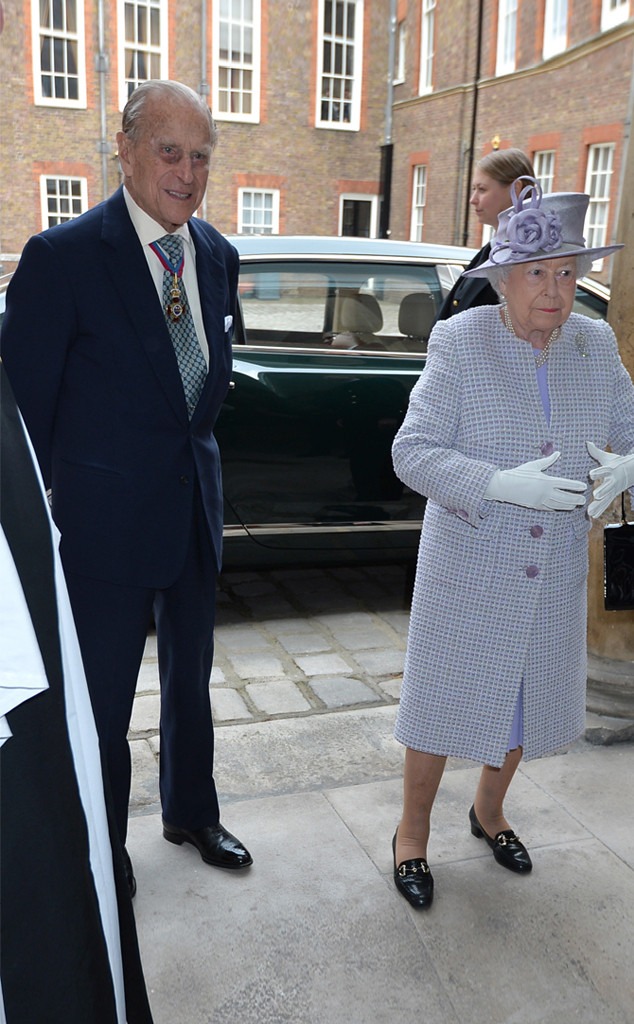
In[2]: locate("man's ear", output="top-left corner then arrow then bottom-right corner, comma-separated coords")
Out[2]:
116,130 -> 133,175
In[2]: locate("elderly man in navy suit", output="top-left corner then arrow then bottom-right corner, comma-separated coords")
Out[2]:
1,80 -> 252,894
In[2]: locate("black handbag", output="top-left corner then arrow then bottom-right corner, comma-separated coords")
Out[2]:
603,494 -> 634,610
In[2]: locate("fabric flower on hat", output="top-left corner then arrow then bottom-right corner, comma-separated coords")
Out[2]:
490,178 -> 563,265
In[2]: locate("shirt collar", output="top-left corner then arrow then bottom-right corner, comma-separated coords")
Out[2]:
123,186 -> 193,251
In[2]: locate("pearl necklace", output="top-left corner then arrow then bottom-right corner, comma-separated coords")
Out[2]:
502,305 -> 561,368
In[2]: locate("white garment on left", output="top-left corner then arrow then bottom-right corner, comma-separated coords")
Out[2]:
0,423 -> 127,1024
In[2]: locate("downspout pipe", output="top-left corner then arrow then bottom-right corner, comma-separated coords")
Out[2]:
379,0 -> 397,238
199,0 -> 210,221
461,0 -> 484,246
96,0 -> 109,201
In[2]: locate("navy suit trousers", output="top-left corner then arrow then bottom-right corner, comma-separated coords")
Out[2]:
65,485 -> 220,843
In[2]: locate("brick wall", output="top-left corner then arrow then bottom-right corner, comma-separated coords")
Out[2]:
0,0 -> 632,279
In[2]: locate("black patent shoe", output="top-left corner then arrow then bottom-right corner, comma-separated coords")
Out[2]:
392,831 -> 434,909
468,805 -> 532,874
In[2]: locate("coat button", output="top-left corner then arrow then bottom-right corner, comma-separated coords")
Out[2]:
530,525 -> 544,538
526,565 -> 540,578
540,441 -> 554,457
179,475 -> 189,485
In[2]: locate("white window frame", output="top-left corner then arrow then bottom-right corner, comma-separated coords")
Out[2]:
39,174 -> 88,229
117,0 -> 168,110
394,19 -> 407,84
496,0 -> 517,76
418,0 -> 435,95
338,193 -> 378,237
534,150 -> 556,194
601,0 -> 630,32
212,0 -> 261,123
543,0 -> 567,59
584,143 -> 615,270
238,188 -> 279,234
316,0 -> 364,132
409,165 -> 427,241
32,0 -> 86,108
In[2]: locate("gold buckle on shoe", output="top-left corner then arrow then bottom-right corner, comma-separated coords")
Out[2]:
496,832 -> 519,847
399,860 -> 430,877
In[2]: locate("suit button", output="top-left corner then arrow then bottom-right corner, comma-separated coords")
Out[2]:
452,299 -> 459,307
179,475 -> 189,485
530,525 -> 544,538
526,565 -> 539,578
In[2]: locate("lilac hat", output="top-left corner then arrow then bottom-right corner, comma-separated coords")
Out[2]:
463,177 -> 623,277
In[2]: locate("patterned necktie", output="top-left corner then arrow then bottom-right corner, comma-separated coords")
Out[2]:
155,233 -> 207,418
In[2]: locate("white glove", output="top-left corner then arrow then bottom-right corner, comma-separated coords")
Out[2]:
586,441 -> 634,518
484,452 -> 586,511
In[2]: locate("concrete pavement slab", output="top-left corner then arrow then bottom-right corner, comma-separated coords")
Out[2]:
129,711 -> 634,1024
130,793 -> 460,1024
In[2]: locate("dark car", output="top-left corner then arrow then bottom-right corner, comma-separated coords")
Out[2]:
218,235 -> 610,570
0,244 -> 611,572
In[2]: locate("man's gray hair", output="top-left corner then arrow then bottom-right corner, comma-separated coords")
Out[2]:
121,80 -> 218,149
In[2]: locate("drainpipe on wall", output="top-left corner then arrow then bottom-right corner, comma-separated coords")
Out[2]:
379,0 -> 397,238
96,0 -> 110,201
199,0 -> 210,222
461,0 -> 484,246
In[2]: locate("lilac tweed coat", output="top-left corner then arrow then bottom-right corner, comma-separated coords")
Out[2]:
392,305 -> 634,767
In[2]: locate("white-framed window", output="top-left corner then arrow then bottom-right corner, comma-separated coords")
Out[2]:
213,0 -> 261,122
418,0 -> 435,95
534,150 -> 556,193
238,188 -> 279,234
601,0 -> 630,32
496,0 -> 517,76
543,0 -> 567,59
40,175 -> 88,228
32,0 -> 86,107
118,0 -> 168,110
584,143 -> 615,269
339,194 -> 377,237
394,19 -> 407,84
410,165 -> 427,241
316,0 -> 364,131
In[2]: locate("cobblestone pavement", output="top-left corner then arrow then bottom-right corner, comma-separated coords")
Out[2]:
129,563 -> 411,813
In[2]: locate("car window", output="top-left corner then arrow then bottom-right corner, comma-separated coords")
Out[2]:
237,259 -> 452,354
573,283 -> 608,320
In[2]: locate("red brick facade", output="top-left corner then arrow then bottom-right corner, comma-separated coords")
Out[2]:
0,0 -> 632,282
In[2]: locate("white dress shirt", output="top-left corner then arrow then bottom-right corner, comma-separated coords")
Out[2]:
123,186 -> 210,366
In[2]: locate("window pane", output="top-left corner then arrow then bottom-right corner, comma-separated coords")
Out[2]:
319,0 -> 359,126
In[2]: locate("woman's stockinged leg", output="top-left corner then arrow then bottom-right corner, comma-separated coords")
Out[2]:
473,745 -> 523,837
396,748 -> 447,864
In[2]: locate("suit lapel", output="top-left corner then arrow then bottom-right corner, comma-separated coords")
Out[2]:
189,220 -> 232,420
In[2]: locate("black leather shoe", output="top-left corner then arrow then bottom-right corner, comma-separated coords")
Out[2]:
123,847 -> 137,898
469,805 -> 532,874
392,831 -> 434,909
162,821 -> 253,869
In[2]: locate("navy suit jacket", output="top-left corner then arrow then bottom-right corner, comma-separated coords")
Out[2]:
1,187 -> 237,588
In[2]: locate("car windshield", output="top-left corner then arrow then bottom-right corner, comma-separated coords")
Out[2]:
236,259 -> 451,353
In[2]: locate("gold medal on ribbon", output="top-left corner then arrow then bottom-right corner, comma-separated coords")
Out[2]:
166,273 -> 187,322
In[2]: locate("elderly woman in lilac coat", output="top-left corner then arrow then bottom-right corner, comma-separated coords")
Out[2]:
390,179 -> 634,910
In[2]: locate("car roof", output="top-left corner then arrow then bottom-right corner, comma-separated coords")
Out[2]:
226,234 -> 478,262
